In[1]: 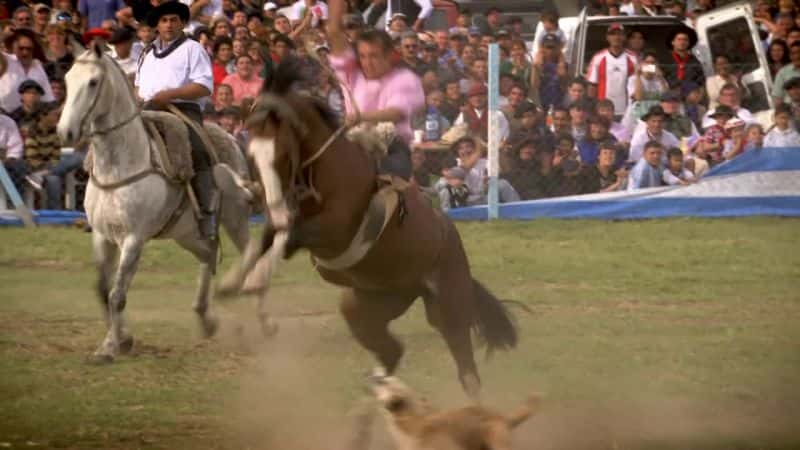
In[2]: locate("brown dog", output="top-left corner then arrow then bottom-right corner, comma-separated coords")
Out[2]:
369,372 -> 538,450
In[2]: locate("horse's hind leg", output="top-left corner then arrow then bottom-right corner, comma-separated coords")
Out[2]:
340,288 -> 416,374
91,235 -> 144,364
176,235 -> 219,338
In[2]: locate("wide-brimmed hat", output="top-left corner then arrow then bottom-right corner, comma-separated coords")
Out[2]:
666,26 -> 698,50
708,105 -> 735,119
642,105 -> 667,121
146,1 -> 191,27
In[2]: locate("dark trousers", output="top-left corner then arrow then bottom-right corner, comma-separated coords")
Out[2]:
4,158 -> 27,197
380,138 -> 412,181
143,102 -> 211,172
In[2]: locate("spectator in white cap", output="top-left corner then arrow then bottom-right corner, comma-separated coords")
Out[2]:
32,3 -> 51,36
263,2 -> 279,18
722,117 -> 747,160
287,0 -> 329,29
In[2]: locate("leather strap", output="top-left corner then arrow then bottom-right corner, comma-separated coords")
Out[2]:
313,185 -> 400,271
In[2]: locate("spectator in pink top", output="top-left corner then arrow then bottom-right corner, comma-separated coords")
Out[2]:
221,54 -> 264,106
327,0 -> 425,179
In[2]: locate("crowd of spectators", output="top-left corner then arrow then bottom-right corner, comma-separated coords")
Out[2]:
0,0 -> 799,212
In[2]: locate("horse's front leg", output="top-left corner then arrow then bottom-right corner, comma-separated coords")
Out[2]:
91,232 -> 135,357
90,235 -> 144,364
241,229 -> 288,337
216,224 -> 276,299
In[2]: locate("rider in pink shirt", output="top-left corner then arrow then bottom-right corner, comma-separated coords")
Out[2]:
327,0 -> 425,179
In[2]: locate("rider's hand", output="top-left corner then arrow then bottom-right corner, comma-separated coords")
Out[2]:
149,90 -> 173,109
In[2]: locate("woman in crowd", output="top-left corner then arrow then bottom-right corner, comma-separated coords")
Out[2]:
767,39 -> 790,78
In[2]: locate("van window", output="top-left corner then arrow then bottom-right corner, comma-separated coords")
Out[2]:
580,23 -> 679,74
706,17 -> 760,75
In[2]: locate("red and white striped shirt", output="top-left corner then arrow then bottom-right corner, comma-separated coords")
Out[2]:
587,49 -> 638,115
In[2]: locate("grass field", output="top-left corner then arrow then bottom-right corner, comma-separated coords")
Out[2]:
1,217 -> 799,450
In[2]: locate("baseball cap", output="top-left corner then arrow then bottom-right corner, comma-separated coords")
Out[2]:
263,2 -> 278,11
724,117 -> 745,130
607,23 -> 625,33
445,166 -> 467,180
33,3 -> 51,12
18,79 -> 44,95
660,91 -> 681,103
109,27 -> 135,45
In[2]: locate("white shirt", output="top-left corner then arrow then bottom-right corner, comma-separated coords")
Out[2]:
135,37 -> 214,108
456,157 -> 488,196
629,128 -> 680,162
180,0 -> 223,32
108,46 -> 142,78
384,0 -> 433,26
287,0 -> 328,28
662,167 -> 695,185
0,53 -> 55,113
587,49 -> 638,115
453,109 -> 510,143
626,74 -> 666,101
0,113 -> 24,159
764,127 -> 800,148
701,107 -> 756,129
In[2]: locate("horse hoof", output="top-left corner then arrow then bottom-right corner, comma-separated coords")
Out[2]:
119,335 -> 135,354
461,373 -> 482,402
87,353 -> 115,365
259,317 -> 279,338
202,316 -> 220,339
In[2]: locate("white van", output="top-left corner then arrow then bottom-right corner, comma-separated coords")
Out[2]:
533,2 -> 774,127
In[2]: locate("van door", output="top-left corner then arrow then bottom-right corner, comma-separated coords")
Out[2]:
569,7 -> 588,76
695,2 -> 774,127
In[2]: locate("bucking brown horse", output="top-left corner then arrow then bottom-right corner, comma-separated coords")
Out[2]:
218,58 -> 518,397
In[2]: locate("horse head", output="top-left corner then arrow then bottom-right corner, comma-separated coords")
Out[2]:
246,57 -> 339,229
57,42 -> 131,146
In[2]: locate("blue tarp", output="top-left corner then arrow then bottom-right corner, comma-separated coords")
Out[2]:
2,148 -> 799,226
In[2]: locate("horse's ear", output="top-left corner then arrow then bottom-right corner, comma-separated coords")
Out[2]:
91,40 -> 103,59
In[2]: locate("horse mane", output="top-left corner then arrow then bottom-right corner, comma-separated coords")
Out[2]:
263,56 -> 341,130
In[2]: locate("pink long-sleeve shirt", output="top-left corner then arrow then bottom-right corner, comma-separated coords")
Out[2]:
329,48 -> 425,144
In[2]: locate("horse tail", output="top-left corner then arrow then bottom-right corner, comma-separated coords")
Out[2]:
471,279 -> 518,356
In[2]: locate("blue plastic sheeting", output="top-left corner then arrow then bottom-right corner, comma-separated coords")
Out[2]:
447,196 -> 800,221
3,149 -> 799,226
448,147 -> 800,221
0,210 -> 269,227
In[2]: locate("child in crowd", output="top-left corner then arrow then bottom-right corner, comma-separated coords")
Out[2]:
437,166 -> 470,210
662,147 -> 695,186
698,105 -> 734,165
764,104 -> 800,147
723,118 -> 747,160
743,124 -> 765,151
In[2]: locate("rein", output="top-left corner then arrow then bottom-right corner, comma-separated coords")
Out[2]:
71,58 -> 143,139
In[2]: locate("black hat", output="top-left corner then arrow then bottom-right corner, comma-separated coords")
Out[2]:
708,105 -> 735,119
108,26 -> 135,44
660,90 -> 681,103
146,1 -> 191,27
666,26 -> 698,50
784,76 -> 800,91
18,79 -> 44,95
515,101 -> 538,118
642,105 -> 667,121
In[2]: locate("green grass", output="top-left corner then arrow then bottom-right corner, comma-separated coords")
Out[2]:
1,218 -> 799,449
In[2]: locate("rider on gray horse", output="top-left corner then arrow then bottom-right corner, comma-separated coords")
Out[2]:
135,2 -> 217,239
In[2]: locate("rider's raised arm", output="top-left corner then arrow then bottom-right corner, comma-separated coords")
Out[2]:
327,0 -> 349,56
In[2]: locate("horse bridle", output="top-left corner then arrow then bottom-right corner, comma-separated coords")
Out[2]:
71,57 -> 141,139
